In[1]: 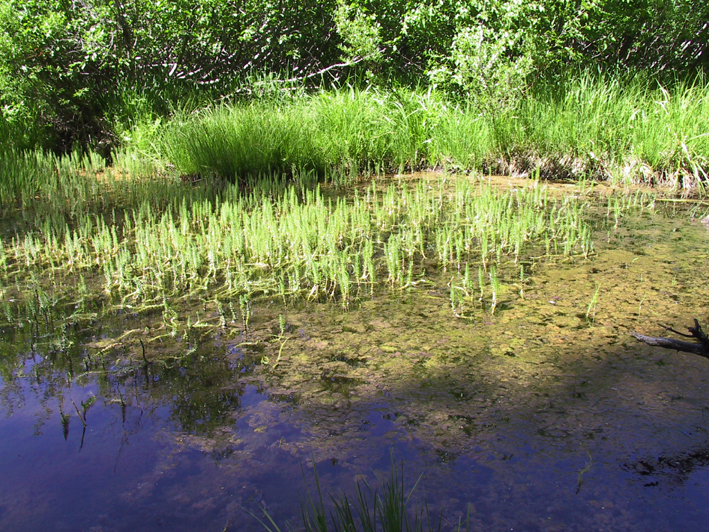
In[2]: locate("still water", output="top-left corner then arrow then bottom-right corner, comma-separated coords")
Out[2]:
2,181 -> 709,531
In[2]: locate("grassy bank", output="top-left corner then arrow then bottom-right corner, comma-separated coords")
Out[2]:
3,74 -> 708,197
112,74 -> 709,191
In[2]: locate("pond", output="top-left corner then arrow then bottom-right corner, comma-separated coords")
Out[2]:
2,175 -> 709,531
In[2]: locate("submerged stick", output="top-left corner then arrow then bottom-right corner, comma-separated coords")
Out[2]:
632,319 -> 709,359
70,399 -> 87,427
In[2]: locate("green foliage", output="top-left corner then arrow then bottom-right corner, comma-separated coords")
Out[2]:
429,25 -> 533,116
0,0 -> 118,150
334,1 -> 383,68
0,0 -> 343,151
0,0 -> 707,153
577,0 -> 709,74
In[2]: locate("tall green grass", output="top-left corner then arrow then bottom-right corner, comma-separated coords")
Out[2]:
498,74 -> 709,186
152,87 -> 443,181
125,74 -> 709,189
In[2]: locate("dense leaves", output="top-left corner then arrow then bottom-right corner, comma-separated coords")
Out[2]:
0,0 -> 707,152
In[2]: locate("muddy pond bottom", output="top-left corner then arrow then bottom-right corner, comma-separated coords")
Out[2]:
2,201 -> 709,532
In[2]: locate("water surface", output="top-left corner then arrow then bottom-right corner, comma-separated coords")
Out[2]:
2,180 -> 709,531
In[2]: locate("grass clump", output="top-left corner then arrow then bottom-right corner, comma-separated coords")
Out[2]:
158,102 -> 327,180
255,454 -> 468,532
153,87 -> 443,182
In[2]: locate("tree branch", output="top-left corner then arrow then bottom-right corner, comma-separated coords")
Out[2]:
632,319 -> 709,359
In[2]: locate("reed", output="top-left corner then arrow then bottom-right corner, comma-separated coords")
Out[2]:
489,267 -> 501,314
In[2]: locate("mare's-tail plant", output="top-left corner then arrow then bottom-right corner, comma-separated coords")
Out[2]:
586,283 -> 601,323
489,267 -> 500,314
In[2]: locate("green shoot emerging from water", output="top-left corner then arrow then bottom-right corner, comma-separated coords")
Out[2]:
489,267 -> 501,314
252,452 -> 468,532
586,283 -> 601,323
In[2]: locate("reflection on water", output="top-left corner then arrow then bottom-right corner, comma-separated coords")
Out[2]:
2,187 -> 709,531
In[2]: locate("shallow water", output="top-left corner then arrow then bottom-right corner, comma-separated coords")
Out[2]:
2,181 -> 709,531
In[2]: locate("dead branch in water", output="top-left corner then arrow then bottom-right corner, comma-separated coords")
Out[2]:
632,319 -> 709,358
